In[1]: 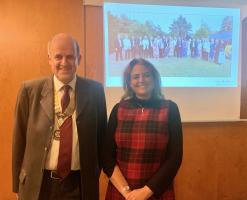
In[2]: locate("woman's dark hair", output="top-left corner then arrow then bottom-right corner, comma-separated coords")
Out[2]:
122,58 -> 164,100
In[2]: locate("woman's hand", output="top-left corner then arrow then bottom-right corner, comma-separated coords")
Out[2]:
125,186 -> 153,200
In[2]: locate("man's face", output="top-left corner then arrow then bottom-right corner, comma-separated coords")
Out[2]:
49,35 -> 80,84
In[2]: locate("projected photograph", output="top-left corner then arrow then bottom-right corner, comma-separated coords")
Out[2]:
104,3 -> 240,87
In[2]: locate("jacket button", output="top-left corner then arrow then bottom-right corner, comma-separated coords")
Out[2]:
44,147 -> 48,151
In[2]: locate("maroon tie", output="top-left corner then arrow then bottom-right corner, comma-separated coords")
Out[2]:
57,85 -> 72,178
61,85 -> 70,113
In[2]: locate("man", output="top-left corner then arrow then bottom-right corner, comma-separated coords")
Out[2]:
114,34 -> 123,61
12,33 -> 107,200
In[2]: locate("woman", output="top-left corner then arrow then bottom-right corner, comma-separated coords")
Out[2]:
102,58 -> 183,200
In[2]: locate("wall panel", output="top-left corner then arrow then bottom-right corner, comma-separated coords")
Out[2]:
84,5 -> 104,82
240,17 -> 247,118
0,0 -> 84,199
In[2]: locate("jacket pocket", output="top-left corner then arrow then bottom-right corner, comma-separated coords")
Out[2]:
19,169 -> 26,184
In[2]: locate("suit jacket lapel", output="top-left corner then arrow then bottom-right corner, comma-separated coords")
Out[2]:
76,76 -> 89,119
40,77 -> 54,122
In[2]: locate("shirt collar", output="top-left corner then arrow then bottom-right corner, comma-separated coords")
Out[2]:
53,75 -> 77,92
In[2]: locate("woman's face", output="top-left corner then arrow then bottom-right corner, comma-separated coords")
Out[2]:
130,64 -> 154,100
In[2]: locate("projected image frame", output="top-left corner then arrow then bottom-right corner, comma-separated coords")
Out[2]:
104,3 -> 240,87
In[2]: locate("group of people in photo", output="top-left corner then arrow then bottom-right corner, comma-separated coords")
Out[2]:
114,34 -> 232,65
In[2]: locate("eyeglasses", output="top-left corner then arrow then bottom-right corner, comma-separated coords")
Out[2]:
131,72 -> 152,81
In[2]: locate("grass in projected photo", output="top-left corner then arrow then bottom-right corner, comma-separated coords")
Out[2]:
107,10 -> 233,78
108,56 -> 231,77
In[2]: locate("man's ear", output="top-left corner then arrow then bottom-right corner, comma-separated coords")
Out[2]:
48,55 -> 52,66
76,54 -> 82,66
